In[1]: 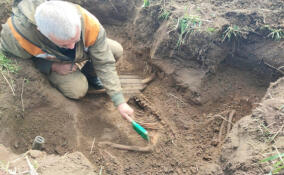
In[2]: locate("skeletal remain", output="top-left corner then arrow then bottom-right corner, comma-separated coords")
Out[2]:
98,133 -> 159,152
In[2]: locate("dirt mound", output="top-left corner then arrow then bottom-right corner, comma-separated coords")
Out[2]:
220,78 -> 284,175
0,144 -> 97,175
0,0 -> 11,32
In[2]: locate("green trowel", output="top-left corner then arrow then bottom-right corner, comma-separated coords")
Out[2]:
124,114 -> 149,141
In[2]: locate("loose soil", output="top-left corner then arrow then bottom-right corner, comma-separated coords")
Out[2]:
0,0 -> 284,174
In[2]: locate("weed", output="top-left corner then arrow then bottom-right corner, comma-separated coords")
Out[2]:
261,25 -> 284,41
159,8 -> 171,21
143,0 -> 150,8
0,52 -> 18,73
261,152 -> 284,174
268,29 -> 284,41
176,14 -> 202,47
0,52 -> 18,96
207,27 -> 217,33
222,25 -> 243,42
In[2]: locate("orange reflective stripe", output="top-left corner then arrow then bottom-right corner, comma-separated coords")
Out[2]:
7,18 -> 44,56
78,7 -> 100,48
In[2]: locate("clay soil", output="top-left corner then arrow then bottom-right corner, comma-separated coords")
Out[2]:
1,0 -> 284,175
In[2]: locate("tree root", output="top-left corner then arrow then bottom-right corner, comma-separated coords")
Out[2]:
98,133 -> 159,152
217,116 -> 226,145
217,110 -> 236,145
226,110 -> 236,135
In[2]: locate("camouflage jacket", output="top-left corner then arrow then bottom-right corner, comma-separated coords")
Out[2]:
0,0 -> 125,106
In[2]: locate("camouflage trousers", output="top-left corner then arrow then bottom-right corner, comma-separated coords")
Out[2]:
48,38 -> 123,99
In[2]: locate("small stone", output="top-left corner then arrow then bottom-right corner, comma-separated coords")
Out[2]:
29,150 -> 45,159
14,141 -> 19,149
211,139 -> 219,147
203,154 -> 212,161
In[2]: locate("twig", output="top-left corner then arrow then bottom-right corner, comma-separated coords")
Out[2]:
264,62 -> 284,75
217,117 -> 226,145
103,150 -> 116,160
25,156 -> 38,175
10,153 -> 27,163
278,65 -> 284,71
99,166 -> 103,175
108,0 -> 119,14
21,78 -> 25,112
214,114 -> 234,125
98,141 -> 154,152
168,93 -> 185,104
141,74 -> 156,84
19,170 -> 30,174
270,125 -> 284,143
274,146 -> 284,165
226,110 -> 236,135
90,137 -> 96,154
0,70 -> 15,96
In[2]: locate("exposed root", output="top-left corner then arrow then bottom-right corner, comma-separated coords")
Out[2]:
99,142 -> 154,152
90,137 -> 96,154
217,117 -> 226,145
264,62 -> 284,75
141,73 -> 156,84
216,110 -> 236,145
21,78 -> 25,113
98,133 -> 159,152
226,110 -> 236,135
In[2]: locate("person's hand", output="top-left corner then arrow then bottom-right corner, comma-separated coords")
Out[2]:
117,102 -> 134,122
51,62 -> 77,75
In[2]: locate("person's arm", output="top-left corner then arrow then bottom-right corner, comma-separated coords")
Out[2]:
32,58 -> 77,75
88,26 -> 133,119
88,26 -> 125,106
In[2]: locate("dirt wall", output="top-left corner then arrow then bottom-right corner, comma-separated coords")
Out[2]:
220,78 -> 284,175
67,0 -> 139,25
0,0 -> 11,32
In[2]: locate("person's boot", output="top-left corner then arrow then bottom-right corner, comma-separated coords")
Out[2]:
87,76 -> 104,90
81,61 -> 104,90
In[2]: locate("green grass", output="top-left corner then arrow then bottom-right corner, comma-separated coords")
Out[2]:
159,8 -> 171,21
176,14 -> 202,47
207,27 -> 217,33
0,52 -> 18,73
262,25 -> 284,41
143,0 -> 150,7
267,29 -> 284,41
261,152 -> 284,174
222,25 -> 243,42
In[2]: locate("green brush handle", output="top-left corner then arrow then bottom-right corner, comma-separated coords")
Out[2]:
132,121 -> 149,141
124,114 -> 149,141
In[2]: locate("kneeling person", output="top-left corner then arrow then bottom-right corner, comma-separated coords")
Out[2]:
0,0 -> 133,119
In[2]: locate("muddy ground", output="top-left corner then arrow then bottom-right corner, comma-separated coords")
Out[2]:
0,0 -> 284,174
